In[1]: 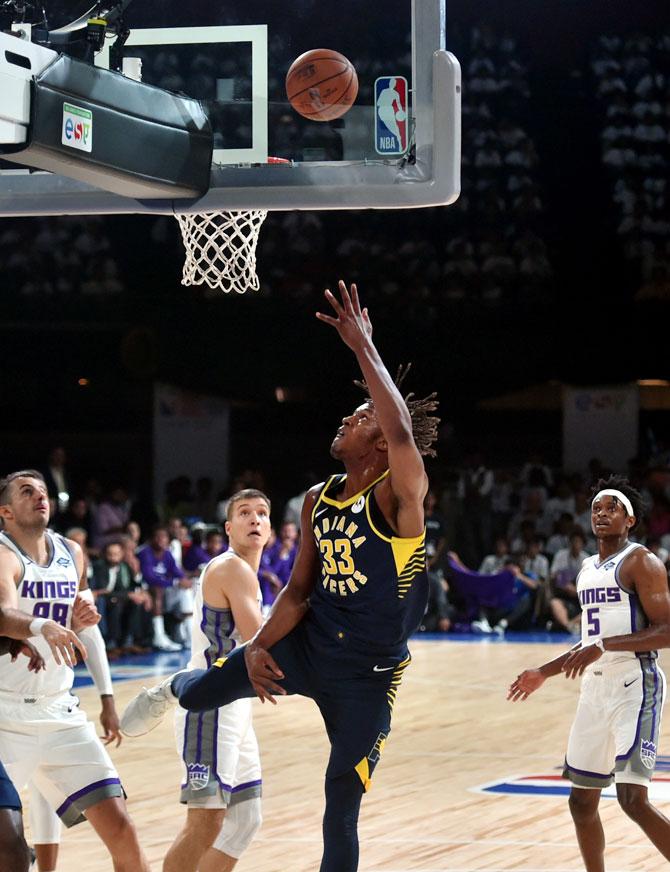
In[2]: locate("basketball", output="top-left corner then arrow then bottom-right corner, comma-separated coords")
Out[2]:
286,49 -> 359,122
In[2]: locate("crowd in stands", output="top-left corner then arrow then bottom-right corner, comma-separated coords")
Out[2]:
36,439 -> 670,656
591,33 -> 670,298
424,453 -> 670,637
0,215 -> 125,297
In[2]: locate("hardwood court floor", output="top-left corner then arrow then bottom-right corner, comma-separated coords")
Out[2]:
21,639 -> 670,871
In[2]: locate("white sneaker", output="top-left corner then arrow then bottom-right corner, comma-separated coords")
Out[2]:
154,636 -> 182,652
120,674 -> 180,737
471,618 -> 493,634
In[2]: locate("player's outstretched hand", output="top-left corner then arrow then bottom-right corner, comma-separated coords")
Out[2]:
561,643 -> 601,680
507,668 -> 545,701
316,280 -> 373,351
71,594 -> 101,632
244,643 -> 286,704
9,639 -> 46,673
42,622 -> 87,667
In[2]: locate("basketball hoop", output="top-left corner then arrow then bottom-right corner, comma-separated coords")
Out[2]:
174,157 -> 291,294
175,209 -> 268,294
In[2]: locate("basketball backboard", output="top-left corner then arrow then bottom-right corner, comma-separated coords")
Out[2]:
0,0 -> 460,215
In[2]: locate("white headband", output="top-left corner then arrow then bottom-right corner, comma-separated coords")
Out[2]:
592,489 -> 634,518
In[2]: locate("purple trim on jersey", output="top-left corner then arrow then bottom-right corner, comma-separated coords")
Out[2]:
56,777 -> 121,816
182,711 -> 191,762
215,610 -> 223,661
629,593 -> 638,633
212,707 -> 219,780
650,663 -> 659,743
615,660 -> 660,763
201,607 -> 210,668
216,778 -> 263,793
196,712 -> 204,763
58,534 -> 78,566
612,543 -> 639,595
563,760 -> 612,780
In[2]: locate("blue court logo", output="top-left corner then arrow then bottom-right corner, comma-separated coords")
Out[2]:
472,761 -> 670,800
374,76 -> 409,156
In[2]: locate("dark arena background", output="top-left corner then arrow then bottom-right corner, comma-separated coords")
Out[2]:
1,0 -> 670,868
1,0 -> 668,504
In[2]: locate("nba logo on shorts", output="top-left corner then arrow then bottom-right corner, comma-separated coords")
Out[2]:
374,77 -> 408,156
187,763 -> 210,790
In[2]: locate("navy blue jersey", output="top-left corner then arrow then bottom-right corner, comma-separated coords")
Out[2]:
304,470 -> 428,658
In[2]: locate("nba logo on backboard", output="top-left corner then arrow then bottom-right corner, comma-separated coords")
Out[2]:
374,77 -> 408,156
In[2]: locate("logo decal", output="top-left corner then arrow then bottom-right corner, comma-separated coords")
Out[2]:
374,76 -> 408,155
56,557 -> 71,567
373,665 -> 395,672
641,740 -> 657,769
62,103 -> 92,152
351,497 -> 365,514
187,763 -> 210,790
368,731 -> 388,764
623,678 -> 639,688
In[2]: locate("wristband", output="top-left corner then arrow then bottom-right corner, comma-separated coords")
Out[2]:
594,638 -> 605,653
29,618 -> 48,636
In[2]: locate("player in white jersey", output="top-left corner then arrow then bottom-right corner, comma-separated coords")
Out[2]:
144,488 -> 268,872
508,476 -> 670,871
0,470 -> 150,872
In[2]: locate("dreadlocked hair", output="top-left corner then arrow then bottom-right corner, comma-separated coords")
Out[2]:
354,363 -> 440,458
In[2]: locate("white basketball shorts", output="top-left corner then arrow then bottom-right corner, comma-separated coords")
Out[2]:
174,696 -> 261,808
0,690 -> 123,827
563,658 -> 666,788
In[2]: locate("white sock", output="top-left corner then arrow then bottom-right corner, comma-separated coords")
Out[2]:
152,615 -> 167,640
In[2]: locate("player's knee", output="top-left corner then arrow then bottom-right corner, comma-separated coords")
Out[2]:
214,798 -> 262,857
99,808 -> 142,856
568,788 -> 598,823
616,784 -> 650,821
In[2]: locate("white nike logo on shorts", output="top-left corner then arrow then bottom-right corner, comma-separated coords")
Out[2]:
373,665 -> 395,672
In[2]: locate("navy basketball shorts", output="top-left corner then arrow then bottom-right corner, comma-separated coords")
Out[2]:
206,623 -> 412,792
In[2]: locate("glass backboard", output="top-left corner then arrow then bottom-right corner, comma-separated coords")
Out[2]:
0,0 -> 460,214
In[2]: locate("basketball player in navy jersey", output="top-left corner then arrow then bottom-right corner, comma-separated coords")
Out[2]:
121,280 -> 439,872
508,476 -> 670,871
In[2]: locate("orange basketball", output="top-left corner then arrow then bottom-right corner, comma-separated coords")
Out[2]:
286,49 -> 359,122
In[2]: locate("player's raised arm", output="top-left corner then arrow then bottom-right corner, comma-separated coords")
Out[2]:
317,281 -> 431,527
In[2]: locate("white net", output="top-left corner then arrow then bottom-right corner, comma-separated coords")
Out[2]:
175,209 -> 268,294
